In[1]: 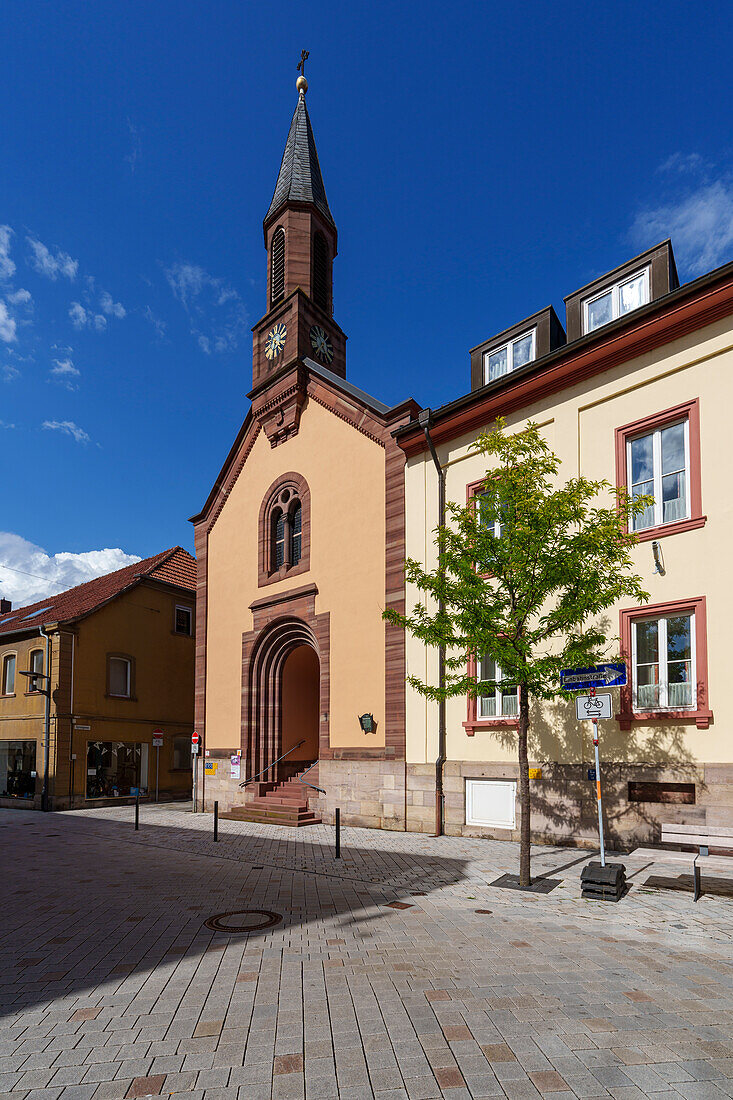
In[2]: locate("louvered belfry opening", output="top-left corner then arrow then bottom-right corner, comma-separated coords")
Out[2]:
312,231 -> 329,312
271,228 -> 285,306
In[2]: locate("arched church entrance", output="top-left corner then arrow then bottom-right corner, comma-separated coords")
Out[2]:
281,645 -> 319,773
246,617 -> 322,787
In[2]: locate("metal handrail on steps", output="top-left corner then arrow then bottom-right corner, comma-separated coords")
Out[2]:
239,740 -> 306,787
296,760 -> 325,795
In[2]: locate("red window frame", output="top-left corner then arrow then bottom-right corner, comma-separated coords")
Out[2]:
463,651 -> 520,736
463,478 -> 520,733
614,398 -> 705,543
617,595 -> 712,730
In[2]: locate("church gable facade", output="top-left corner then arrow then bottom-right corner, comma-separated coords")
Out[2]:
191,74 -> 418,825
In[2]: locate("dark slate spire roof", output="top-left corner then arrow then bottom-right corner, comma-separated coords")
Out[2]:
265,92 -> 335,228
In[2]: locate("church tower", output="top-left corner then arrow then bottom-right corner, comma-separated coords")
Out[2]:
251,70 -> 347,400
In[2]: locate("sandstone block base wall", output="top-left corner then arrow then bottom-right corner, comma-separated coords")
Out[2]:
195,753 -> 733,852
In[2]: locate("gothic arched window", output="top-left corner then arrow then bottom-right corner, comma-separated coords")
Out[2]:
313,231 -> 329,311
259,473 -> 311,586
272,508 -> 286,569
291,501 -> 302,565
271,228 -> 285,306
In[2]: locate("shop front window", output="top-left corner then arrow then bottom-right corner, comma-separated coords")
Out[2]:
86,741 -> 148,799
0,740 -> 37,798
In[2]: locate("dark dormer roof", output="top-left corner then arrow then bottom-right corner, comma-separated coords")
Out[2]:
265,93 -> 335,229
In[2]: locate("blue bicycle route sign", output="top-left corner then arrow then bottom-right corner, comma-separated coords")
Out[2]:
559,662 -> 627,691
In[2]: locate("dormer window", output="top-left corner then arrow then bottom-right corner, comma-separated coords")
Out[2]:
583,267 -> 650,334
483,328 -> 536,385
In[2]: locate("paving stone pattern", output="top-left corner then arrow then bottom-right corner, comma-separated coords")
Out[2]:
2,804 -> 733,1100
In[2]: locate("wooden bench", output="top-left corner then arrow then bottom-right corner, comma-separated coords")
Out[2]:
631,824 -> 733,901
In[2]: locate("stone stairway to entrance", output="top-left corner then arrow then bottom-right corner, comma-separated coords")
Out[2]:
220,763 -> 322,827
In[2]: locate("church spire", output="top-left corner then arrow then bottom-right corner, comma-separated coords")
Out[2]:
265,66 -> 335,231
252,59 -> 346,399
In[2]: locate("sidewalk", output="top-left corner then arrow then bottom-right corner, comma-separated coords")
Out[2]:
2,804 -> 733,1099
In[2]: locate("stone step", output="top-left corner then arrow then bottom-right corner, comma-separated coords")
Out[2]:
221,807 -> 322,827
246,796 -> 310,811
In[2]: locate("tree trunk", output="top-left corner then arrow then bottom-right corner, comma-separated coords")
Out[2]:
518,689 -> 531,887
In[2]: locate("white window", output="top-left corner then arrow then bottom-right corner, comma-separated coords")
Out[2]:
109,657 -> 131,698
478,656 -> 518,718
466,778 -> 516,829
628,419 -> 689,532
477,492 -> 503,538
28,649 -> 44,691
633,613 -> 695,711
483,328 -> 536,385
584,268 -> 649,333
2,653 -> 16,695
175,606 -> 192,635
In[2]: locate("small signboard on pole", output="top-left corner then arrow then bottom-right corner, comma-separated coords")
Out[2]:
574,693 -> 613,721
153,728 -> 163,802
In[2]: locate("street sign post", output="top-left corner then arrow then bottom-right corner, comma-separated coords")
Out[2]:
561,666 -> 626,870
191,731 -> 200,812
560,663 -> 627,691
153,728 -> 163,802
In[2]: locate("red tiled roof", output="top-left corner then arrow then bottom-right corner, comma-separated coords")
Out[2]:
0,547 -> 196,636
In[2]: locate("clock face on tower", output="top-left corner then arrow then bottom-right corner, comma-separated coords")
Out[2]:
310,325 -> 334,364
265,322 -> 287,360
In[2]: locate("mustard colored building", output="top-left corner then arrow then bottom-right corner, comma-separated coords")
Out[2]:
0,547 -> 196,810
191,76 -> 418,824
397,241 -> 733,848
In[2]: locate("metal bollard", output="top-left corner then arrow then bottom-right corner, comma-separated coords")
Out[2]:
135,794 -> 139,831
214,800 -> 219,842
335,807 -> 341,859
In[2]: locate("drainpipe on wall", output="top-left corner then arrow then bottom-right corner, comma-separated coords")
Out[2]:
39,626 -> 52,812
417,408 -> 446,837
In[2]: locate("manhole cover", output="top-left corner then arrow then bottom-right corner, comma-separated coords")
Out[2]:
204,910 -> 282,933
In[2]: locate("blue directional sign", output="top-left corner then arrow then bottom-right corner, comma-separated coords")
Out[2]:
560,662 -> 627,691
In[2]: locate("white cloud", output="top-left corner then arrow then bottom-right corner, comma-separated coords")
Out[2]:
143,305 -> 166,340
42,419 -> 90,444
7,288 -> 31,305
50,356 -> 81,391
27,236 -> 78,280
0,301 -> 17,343
0,419 -> 14,429
0,226 -> 15,280
99,290 -> 126,318
0,532 -> 141,607
69,301 -> 106,331
51,357 -> 79,378
2,363 -> 19,382
631,159 -> 733,276
165,260 -> 248,354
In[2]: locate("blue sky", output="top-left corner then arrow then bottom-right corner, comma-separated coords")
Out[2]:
2,0 -> 733,603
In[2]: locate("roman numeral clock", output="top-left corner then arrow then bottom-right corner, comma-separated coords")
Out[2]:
310,325 -> 334,364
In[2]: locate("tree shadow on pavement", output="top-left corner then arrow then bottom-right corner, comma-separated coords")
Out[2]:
1,808 -> 474,1017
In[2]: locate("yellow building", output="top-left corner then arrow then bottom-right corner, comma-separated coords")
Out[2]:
0,546 -> 196,810
397,241 -> 733,848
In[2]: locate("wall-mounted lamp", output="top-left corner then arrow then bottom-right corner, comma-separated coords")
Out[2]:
358,713 -> 376,734
19,670 -> 50,697
652,540 -> 665,576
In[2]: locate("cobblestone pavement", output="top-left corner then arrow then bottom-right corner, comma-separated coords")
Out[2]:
3,804 -> 733,1100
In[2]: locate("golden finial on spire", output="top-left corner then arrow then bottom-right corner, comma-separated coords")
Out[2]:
296,49 -> 309,96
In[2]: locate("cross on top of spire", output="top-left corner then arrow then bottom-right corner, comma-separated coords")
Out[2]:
297,49 -> 309,79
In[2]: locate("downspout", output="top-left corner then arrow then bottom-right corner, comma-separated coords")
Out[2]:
39,626 -> 52,812
417,409 -> 446,837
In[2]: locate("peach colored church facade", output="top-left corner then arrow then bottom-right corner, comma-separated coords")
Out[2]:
399,241 -> 733,849
190,80 -> 418,823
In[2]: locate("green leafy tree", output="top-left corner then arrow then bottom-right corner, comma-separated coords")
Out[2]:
385,420 -> 650,886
